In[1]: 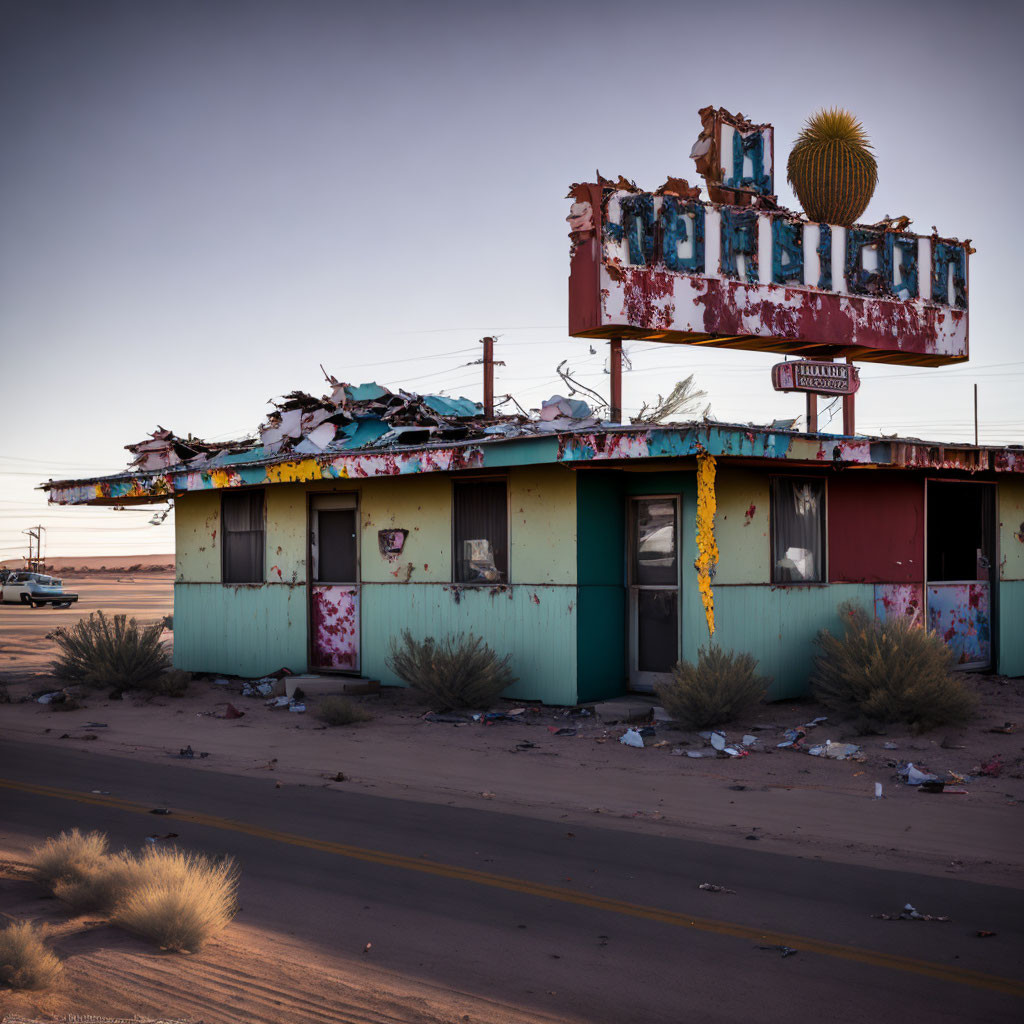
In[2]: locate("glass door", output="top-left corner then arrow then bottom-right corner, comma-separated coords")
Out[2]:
628,497 -> 680,692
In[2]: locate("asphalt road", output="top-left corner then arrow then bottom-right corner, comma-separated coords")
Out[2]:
1,740 -> 1021,1023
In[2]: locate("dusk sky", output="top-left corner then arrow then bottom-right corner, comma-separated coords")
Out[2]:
1,0 -> 1021,559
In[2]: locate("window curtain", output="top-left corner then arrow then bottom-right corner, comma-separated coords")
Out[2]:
454,480 -> 508,583
772,478 -> 824,583
222,491 -> 265,583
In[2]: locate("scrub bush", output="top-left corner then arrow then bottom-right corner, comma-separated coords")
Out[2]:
52,852 -> 138,915
138,669 -> 192,698
111,848 -> 239,952
316,696 -> 372,726
811,603 -> 976,732
386,631 -> 517,709
655,646 -> 770,728
50,610 -> 170,690
0,921 -> 63,990
30,828 -> 109,887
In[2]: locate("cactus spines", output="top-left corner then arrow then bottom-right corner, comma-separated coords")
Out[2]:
787,108 -> 878,226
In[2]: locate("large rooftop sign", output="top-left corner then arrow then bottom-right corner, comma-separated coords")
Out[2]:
567,110 -> 971,367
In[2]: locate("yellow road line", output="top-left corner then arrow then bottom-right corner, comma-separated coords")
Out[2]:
3,777 -> 1021,998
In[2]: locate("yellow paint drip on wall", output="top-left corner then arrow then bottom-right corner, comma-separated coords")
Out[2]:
694,454 -> 718,637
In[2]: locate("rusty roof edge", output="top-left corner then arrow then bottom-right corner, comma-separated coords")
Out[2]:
40,422 -> 1024,499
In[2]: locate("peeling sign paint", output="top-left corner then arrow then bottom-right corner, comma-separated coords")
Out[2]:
695,454 -> 718,637
874,583 -> 923,628
927,583 -> 991,667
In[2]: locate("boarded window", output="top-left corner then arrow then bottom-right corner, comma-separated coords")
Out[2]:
222,491 -> 265,584
771,478 -> 825,583
453,479 -> 508,583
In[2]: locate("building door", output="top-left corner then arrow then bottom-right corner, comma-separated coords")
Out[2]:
628,496 -> 680,692
926,480 -> 995,669
309,494 -> 360,672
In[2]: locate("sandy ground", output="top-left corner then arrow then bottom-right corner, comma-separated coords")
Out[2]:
0,856 -> 560,1024
0,556 -> 175,572
0,575 -> 174,674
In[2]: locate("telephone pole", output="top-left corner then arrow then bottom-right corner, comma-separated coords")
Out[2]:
22,526 -> 44,571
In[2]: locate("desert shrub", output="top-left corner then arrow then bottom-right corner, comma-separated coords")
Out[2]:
50,610 -> 170,690
138,669 -> 191,698
316,696 -> 372,726
811,603 -> 977,732
30,828 -> 109,887
654,645 -> 770,729
161,613 -> 174,631
386,631 -> 517,710
111,848 -> 238,952
0,921 -> 63,990
52,852 -> 138,915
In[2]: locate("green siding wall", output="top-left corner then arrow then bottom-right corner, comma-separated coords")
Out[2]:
360,583 -> 577,706
173,582 -> 307,677
712,584 -> 874,699
998,581 -> 1024,677
999,479 -> 1024,581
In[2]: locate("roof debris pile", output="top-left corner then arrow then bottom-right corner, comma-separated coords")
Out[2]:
117,378 -> 598,475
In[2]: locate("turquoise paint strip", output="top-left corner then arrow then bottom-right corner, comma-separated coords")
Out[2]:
998,581 -> 1024,676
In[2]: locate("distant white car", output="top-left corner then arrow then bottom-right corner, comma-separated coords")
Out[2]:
0,571 -> 78,608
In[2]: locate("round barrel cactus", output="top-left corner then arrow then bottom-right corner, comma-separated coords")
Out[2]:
787,109 -> 877,226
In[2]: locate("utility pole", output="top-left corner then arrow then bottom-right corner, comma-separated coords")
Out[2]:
974,383 -> 978,446
22,525 -> 44,571
609,337 -> 623,422
482,336 -> 495,418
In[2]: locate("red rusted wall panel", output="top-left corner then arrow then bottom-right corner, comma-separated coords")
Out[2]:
828,475 -> 923,583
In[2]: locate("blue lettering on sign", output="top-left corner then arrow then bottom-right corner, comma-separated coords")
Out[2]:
771,218 -> 803,285
931,241 -> 967,308
845,229 -> 889,296
886,234 -> 919,300
720,208 -> 759,283
725,130 -> 772,195
660,198 -> 705,274
816,225 -> 832,290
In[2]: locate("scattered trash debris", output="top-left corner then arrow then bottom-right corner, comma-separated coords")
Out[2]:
145,832 -> 179,844
698,883 -> 735,894
883,741 -> 899,749
267,695 -> 292,708
90,790 -> 110,795
150,808 -> 172,815
423,712 -> 467,724
686,751 -> 704,758
745,834 -> 759,841
976,756 -> 1003,777
288,702 -> 306,713
918,780 -> 946,793
242,680 -> 276,698
36,692 -> 61,704
480,791 -> 496,799
873,903 -> 950,922
84,722 -> 108,728
807,740 -> 862,760
330,772 -> 346,781
988,722 -> 1016,734
619,728 -> 645,748
548,726 -> 577,736
363,942 -> 372,954
758,944 -> 797,957
177,745 -> 210,759
218,702 -> 245,719
874,783 -> 884,799
741,735 -> 757,747
213,678 -> 231,686
728,785 -> 747,791
900,763 -> 939,785
976,930 -> 997,938
710,732 -> 726,751
514,740 -> 536,751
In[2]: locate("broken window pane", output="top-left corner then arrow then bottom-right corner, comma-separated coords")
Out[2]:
453,480 -> 508,583
771,478 -> 825,583
634,498 -> 678,585
222,490 -> 265,584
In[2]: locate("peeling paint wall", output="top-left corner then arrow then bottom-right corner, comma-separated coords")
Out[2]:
174,491 -> 221,583
265,485 -> 308,584
999,478 -> 1024,581
712,468 -> 770,584
509,466 -> 577,585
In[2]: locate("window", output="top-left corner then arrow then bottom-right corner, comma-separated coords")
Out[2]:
453,479 -> 508,583
771,477 -> 825,583
222,490 -> 265,584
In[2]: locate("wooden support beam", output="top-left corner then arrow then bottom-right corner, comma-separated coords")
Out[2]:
609,338 -> 622,422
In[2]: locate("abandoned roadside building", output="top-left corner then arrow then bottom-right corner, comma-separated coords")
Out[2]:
44,384 -> 1024,705
42,106 -> 1024,702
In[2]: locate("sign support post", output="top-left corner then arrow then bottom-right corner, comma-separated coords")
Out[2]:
609,337 -> 622,422
842,358 -> 856,435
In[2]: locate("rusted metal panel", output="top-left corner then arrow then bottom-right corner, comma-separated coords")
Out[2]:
927,582 -> 991,668
874,583 -> 924,627
310,585 -> 360,671
568,186 -> 970,364
828,475 -> 924,583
